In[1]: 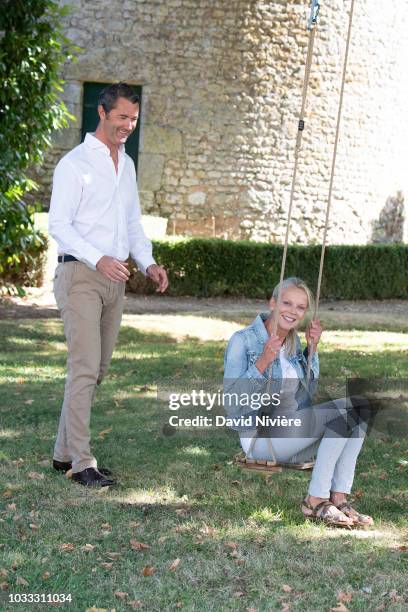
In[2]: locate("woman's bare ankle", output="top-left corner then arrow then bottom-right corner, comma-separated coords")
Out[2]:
307,495 -> 328,507
330,491 -> 347,505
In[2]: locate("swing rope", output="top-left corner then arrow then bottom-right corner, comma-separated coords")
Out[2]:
239,0 -> 357,471
306,0 -> 356,381
246,1 -> 321,465
271,2 -> 319,341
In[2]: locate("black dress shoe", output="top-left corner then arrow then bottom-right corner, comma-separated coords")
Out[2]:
72,467 -> 116,487
53,460 -> 113,476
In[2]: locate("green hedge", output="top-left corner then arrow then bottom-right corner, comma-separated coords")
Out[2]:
127,239 -> 408,300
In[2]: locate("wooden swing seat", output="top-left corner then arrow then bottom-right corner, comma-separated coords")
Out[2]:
234,452 -> 315,473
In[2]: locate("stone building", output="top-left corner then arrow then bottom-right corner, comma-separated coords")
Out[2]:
37,0 -> 408,244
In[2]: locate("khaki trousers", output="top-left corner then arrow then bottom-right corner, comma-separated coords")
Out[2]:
53,261 -> 125,473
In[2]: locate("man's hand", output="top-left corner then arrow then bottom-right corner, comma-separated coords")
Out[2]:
146,264 -> 168,293
96,256 -> 130,282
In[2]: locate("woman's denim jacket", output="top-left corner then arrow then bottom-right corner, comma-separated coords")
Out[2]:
223,313 -> 319,433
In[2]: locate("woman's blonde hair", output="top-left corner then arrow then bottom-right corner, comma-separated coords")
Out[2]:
271,277 -> 314,356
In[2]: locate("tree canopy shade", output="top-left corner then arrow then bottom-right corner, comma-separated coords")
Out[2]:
0,0 -> 76,289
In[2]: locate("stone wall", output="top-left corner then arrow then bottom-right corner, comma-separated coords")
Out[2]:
35,0 -> 408,244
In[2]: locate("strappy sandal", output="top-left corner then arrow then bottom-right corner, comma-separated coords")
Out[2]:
335,502 -> 374,527
301,499 -> 353,528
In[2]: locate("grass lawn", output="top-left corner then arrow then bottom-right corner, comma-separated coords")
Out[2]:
0,313 -> 407,611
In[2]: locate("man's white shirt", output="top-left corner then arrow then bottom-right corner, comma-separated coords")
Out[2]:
49,133 -> 156,274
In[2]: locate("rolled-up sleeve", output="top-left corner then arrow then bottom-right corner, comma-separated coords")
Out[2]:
303,347 -> 319,380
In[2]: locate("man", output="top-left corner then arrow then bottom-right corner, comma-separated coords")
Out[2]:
49,82 -> 168,487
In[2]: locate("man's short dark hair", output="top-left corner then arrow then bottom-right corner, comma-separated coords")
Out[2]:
98,82 -> 140,114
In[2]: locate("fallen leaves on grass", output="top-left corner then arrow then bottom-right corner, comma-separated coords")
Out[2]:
130,539 -> 150,551
225,541 -> 238,550
16,576 -> 29,586
81,544 -> 95,552
337,591 -> 353,603
141,565 -> 155,577
168,558 -> 181,572
0,569 -> 8,578
29,523 -> 39,530
330,604 -> 349,612
233,591 -> 245,598
282,585 -> 292,593
98,427 -> 113,440
43,572 -> 50,580
128,601 -> 143,609
2,490 -> 13,498
27,471 -> 44,480
100,523 -> 111,531
199,523 -> 217,536
129,521 -> 141,529
100,563 -> 113,570
60,543 -> 75,551
114,591 -> 128,600
388,590 -> 404,603
7,503 -> 16,511
0,582 -> 9,591
24,399 -> 34,405
106,552 -> 121,560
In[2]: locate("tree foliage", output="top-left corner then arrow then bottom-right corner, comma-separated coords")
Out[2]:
0,0 -> 76,289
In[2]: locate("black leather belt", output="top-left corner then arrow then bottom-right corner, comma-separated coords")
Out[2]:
57,255 -> 79,263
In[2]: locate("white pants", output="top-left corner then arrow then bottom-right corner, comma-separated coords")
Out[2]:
240,398 -> 367,498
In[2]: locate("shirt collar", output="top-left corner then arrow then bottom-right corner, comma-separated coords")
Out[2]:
84,132 -> 125,156
252,313 -> 270,344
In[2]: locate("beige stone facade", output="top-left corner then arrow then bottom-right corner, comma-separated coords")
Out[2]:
37,0 -> 408,244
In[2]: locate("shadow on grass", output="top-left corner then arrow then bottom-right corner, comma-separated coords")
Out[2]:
1,319 -> 408,609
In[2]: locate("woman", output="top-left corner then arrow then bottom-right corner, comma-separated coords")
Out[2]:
223,277 -> 373,527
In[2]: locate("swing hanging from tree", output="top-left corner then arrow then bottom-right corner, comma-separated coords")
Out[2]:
234,0 -> 357,474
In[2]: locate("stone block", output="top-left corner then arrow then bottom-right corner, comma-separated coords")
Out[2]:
138,153 -> 165,191
62,80 -> 82,104
188,191 -> 206,206
142,125 -> 183,155
52,127 -> 81,150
